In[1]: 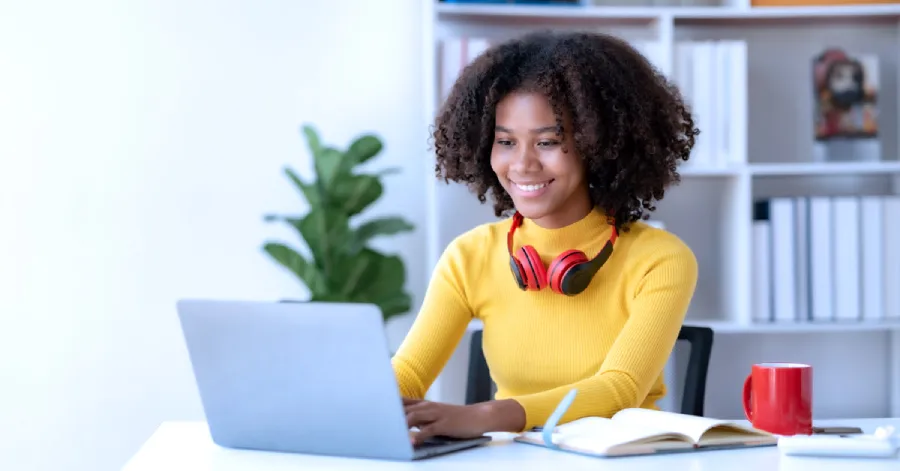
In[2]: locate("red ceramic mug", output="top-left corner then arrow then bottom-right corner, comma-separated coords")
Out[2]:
742,362 -> 813,435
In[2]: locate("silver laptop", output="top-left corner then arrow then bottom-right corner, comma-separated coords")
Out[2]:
176,299 -> 491,460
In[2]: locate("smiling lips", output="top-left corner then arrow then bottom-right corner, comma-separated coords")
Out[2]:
512,179 -> 554,197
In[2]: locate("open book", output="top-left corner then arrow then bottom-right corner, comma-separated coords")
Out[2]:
515,392 -> 776,457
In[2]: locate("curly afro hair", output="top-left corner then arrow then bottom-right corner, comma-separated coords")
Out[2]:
432,30 -> 697,229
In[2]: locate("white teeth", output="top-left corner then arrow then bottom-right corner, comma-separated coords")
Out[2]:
515,182 -> 547,192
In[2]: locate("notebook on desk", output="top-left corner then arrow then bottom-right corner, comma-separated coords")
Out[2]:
515,390 -> 776,458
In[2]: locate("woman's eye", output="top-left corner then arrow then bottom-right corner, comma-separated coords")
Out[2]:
538,140 -> 560,147
496,139 -> 513,146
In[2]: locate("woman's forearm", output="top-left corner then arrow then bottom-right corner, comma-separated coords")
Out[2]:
475,398 -> 527,433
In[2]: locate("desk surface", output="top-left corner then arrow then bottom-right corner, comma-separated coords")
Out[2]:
123,418 -> 899,471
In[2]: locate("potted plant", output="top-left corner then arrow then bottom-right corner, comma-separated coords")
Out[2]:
262,124 -> 415,324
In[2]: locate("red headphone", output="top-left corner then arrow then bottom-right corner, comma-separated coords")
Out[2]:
507,211 -> 618,296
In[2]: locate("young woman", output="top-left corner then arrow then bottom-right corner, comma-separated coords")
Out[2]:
392,30 -> 699,444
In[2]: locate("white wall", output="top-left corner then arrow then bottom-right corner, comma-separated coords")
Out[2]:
0,1 -> 426,470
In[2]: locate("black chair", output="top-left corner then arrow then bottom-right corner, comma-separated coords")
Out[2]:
465,325 -> 714,417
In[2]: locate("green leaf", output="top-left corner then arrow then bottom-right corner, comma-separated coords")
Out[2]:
307,294 -> 335,302
345,134 -> 383,167
375,292 -> 412,320
263,214 -> 303,229
262,242 -> 327,296
274,243 -> 411,322
283,167 -> 320,208
375,167 -> 402,177
309,292 -> 362,303
326,248 -> 383,298
263,214 -> 303,228
331,174 -> 382,216
310,292 -> 410,323
301,125 -> 322,158
361,252 -> 410,320
357,252 -> 406,301
297,208 -> 351,277
313,146 -> 347,190
349,217 -> 414,253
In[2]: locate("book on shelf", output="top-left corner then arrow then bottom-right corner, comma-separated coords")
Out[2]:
751,195 -> 900,324
515,390 -> 776,458
672,39 -> 747,171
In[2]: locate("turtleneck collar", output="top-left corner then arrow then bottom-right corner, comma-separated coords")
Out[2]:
513,206 -> 614,257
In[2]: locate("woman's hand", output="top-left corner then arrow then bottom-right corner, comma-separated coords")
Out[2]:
403,397 -> 526,445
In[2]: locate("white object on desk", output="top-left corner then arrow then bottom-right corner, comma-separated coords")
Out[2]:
123,419 -> 900,471
778,426 -> 899,459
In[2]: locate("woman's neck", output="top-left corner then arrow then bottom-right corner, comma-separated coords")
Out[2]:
529,188 -> 593,229
517,206 -> 611,257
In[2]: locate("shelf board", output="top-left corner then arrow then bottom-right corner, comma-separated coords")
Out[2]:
435,3 -> 900,24
467,318 -> 900,334
436,3 -> 658,20
680,166 -> 742,177
674,161 -> 900,177
435,3 -> 659,26
749,161 -> 900,176
686,319 -> 900,334
673,4 -> 900,23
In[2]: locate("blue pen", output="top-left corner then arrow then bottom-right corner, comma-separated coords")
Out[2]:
540,389 -> 578,448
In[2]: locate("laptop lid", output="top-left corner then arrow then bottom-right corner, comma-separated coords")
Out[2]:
176,299 -> 415,460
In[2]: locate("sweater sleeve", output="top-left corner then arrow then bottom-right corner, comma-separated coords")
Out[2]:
390,236 -> 476,399
509,242 -> 699,431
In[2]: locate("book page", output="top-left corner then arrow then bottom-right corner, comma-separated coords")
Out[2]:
696,425 -> 776,447
519,416 -> 692,455
611,408 -> 770,445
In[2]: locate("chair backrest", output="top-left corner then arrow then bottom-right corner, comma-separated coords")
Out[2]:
675,325 -> 714,416
466,329 -> 493,405
465,325 -> 714,416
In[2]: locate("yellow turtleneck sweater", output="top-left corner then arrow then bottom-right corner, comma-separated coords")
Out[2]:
391,208 -> 698,431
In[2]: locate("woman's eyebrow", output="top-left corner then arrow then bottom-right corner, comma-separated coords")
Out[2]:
494,125 -> 557,133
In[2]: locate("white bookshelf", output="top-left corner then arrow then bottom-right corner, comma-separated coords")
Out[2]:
466,317 -> 900,333
436,3 -> 900,22
421,1 -> 900,418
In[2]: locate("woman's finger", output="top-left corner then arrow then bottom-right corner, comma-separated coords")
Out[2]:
406,408 -> 439,428
403,400 -> 432,414
412,423 -> 442,445
402,397 -> 423,406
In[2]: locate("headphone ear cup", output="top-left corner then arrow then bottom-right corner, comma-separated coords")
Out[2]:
509,256 -> 527,290
515,245 -> 548,290
557,262 -> 598,296
548,250 -> 589,294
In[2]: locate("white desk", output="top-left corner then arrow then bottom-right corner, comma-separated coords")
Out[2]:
123,418 -> 900,471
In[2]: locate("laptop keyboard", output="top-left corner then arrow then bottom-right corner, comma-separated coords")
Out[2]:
415,436 -> 467,449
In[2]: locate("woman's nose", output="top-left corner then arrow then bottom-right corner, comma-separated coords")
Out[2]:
509,146 -> 540,173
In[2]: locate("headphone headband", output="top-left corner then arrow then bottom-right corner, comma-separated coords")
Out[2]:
506,211 -> 618,269
506,210 -> 618,295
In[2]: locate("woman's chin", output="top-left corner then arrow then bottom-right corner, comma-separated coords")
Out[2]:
511,203 -> 554,222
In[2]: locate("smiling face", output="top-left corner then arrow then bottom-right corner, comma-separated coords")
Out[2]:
490,91 -> 592,228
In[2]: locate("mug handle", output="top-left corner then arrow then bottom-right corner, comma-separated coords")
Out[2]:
742,373 -> 753,421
